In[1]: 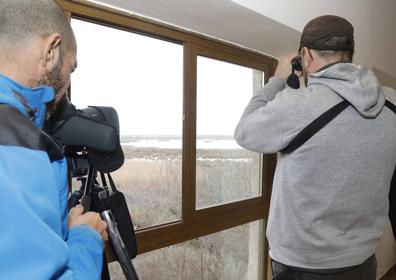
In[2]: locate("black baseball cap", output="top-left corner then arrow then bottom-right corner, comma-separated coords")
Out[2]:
300,15 -> 354,51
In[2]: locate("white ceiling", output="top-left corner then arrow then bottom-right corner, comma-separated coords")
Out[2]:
88,0 -> 396,78
87,0 -> 300,59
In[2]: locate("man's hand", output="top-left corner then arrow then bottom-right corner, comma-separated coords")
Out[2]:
69,205 -> 108,241
274,52 -> 299,81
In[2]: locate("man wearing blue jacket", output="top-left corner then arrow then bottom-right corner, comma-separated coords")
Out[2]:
235,15 -> 396,279
0,0 -> 107,279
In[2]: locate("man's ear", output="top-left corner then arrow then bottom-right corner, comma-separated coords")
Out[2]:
302,47 -> 314,69
41,33 -> 62,72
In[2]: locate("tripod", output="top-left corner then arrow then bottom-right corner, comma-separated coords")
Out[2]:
69,159 -> 139,280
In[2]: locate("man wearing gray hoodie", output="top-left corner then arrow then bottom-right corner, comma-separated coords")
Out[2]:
235,15 -> 396,280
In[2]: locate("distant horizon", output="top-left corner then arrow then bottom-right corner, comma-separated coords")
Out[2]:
120,135 -> 234,140
120,135 -> 240,150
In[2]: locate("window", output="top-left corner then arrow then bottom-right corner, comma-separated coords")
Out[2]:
60,1 -> 276,278
71,18 -> 184,228
109,220 -> 264,280
196,56 -> 263,209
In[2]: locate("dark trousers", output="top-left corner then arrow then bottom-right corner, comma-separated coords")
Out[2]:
271,255 -> 377,280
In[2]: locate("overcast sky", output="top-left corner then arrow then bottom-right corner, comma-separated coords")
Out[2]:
71,19 -> 259,137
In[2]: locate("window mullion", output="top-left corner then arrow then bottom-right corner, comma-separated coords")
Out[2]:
182,42 -> 198,221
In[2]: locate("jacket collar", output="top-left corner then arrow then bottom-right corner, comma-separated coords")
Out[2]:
0,74 -> 54,129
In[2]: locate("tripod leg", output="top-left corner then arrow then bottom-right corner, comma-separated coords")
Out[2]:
101,210 -> 139,280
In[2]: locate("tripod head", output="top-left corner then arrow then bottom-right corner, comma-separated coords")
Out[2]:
48,97 -> 124,174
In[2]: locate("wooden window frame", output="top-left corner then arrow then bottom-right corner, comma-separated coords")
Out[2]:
58,0 -> 277,278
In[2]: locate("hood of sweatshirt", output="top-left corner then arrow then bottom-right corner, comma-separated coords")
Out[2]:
308,63 -> 385,118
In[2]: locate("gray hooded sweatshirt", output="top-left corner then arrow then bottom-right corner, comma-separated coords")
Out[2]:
235,63 -> 396,269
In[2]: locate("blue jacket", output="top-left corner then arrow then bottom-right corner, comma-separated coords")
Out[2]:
0,74 -> 103,279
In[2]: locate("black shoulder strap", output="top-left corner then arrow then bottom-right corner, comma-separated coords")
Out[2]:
385,100 -> 396,114
280,100 -> 350,154
390,167 -> 396,240
386,101 -> 396,240
281,99 -> 396,154
278,97 -> 396,239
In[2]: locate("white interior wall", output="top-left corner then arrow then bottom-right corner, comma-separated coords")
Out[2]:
376,221 -> 396,278
231,0 -> 396,80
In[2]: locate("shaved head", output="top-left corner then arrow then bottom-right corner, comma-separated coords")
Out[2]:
0,0 -> 78,114
0,0 -> 75,55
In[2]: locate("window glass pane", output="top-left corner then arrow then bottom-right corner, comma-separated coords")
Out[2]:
70,18 -> 183,228
196,56 -> 263,209
109,220 -> 263,279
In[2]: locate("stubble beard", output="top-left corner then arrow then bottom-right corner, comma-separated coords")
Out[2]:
36,55 -> 65,119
